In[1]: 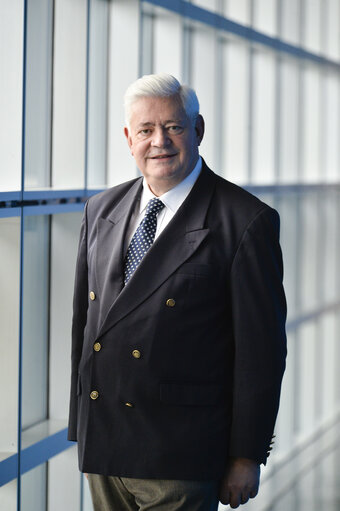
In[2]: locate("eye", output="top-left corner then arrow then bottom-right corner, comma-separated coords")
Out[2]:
138,128 -> 152,136
167,125 -> 183,134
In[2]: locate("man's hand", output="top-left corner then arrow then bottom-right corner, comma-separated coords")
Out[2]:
219,457 -> 260,508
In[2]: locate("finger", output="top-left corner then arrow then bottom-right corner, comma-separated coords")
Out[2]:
250,488 -> 258,499
229,493 -> 241,509
241,494 -> 250,505
219,490 -> 230,505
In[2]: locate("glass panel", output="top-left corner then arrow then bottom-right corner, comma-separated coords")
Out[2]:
278,59 -> 300,183
192,0 -> 219,12
222,39 -> 250,184
181,23 -> 193,85
324,72 -> 340,182
277,193 -> 299,320
82,473 -> 93,511
251,50 -> 276,183
320,313 -> 337,420
0,480 -> 17,511
323,190 -> 339,304
302,0 -> 322,54
107,0 -> 139,187
52,0 -> 87,188
24,0 -> 53,189
153,11 -> 182,78
224,0 -> 250,25
87,0 -> 109,189
274,331 -> 295,458
22,215 -> 49,429
280,0 -> 300,45
0,1 -> 24,191
49,213 -> 83,419
0,217 -> 20,453
140,11 -> 154,76
301,66 -> 321,182
21,464 -> 46,511
297,192 -> 319,315
191,27 -> 217,169
325,0 -> 340,60
295,321 -> 317,436
253,0 -> 278,37
336,314 -> 340,405
47,446 -> 80,511
271,489 -> 298,511
295,467 -> 318,511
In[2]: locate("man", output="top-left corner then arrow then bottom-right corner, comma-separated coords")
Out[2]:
68,73 -> 287,510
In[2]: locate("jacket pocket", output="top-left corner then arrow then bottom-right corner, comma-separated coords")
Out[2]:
160,383 -> 224,406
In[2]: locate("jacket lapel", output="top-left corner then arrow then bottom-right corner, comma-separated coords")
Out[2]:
96,164 -> 216,339
94,178 -> 143,326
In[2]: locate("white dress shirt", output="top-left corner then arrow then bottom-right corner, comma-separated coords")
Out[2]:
124,157 -> 202,255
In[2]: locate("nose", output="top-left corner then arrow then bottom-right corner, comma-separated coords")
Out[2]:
151,127 -> 171,148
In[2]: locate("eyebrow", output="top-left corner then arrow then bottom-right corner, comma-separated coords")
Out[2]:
136,119 -> 185,128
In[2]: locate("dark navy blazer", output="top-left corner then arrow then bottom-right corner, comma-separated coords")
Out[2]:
68,161 -> 287,480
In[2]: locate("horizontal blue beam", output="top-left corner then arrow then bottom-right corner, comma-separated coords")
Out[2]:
286,301 -> 340,331
0,454 -> 18,486
20,428 -> 73,475
245,183 -> 340,194
0,191 -> 21,201
23,189 -> 86,200
0,207 -> 21,218
0,429 -> 75,486
1,183 -> 339,217
0,189 -> 105,217
143,0 -> 340,70
23,202 -> 85,216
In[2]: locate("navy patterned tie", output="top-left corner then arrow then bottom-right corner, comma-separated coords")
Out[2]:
124,198 -> 165,284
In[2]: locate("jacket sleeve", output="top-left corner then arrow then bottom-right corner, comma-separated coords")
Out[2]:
229,206 -> 287,465
67,202 -> 89,441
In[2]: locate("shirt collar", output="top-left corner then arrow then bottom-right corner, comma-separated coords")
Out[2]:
140,157 -> 202,214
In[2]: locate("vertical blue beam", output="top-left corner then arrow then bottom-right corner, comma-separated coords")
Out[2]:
18,0 -> 28,509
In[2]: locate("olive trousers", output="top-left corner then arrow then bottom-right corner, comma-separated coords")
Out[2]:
87,474 -> 220,511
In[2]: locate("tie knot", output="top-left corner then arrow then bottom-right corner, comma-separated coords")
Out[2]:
145,198 -> 164,217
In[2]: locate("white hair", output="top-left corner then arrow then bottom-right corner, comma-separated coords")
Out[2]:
124,73 -> 200,126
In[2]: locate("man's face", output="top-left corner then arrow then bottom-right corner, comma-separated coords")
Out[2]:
124,95 -> 204,195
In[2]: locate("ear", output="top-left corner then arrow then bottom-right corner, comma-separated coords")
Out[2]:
194,115 -> 205,146
124,126 -> 133,153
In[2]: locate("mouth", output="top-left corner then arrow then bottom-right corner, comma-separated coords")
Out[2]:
149,154 -> 176,160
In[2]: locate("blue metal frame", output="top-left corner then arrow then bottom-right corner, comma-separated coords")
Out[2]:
17,0 -> 28,506
0,429 -> 72,486
0,454 -> 18,487
0,192 -> 21,201
143,0 -> 340,70
0,208 -> 22,218
20,428 -> 71,475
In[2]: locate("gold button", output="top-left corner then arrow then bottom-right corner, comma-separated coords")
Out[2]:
90,390 -> 99,400
89,291 -> 96,301
166,298 -> 176,307
125,402 -> 133,407
132,349 -> 141,359
94,342 -> 101,352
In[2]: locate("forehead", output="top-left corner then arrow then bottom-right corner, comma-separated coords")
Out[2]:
129,95 -> 187,126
